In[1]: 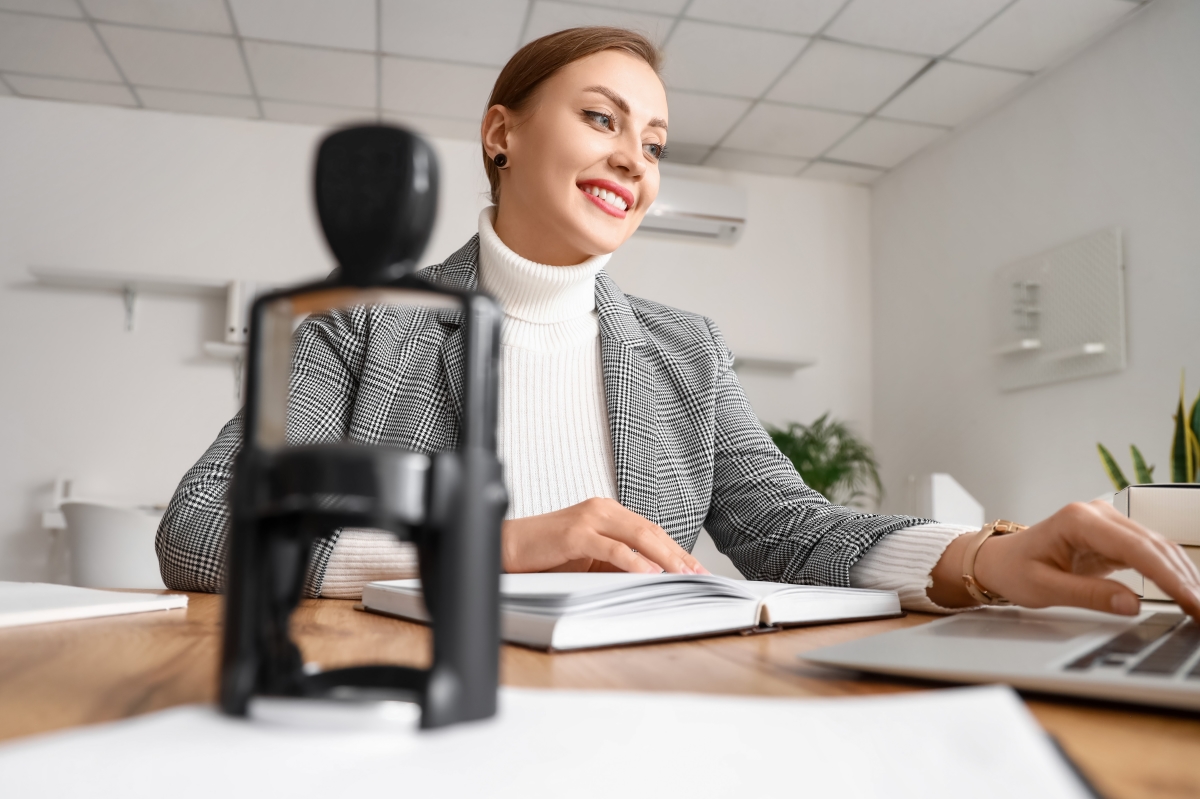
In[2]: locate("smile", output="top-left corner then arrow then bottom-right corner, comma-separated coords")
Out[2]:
578,180 -> 633,218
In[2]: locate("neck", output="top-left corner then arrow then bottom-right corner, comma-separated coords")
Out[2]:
493,202 -> 592,266
477,207 -> 610,325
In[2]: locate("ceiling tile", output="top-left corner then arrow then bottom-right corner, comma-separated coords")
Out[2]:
383,111 -> 483,141
137,87 -> 259,118
664,91 -> 750,146
382,57 -> 497,121
81,0 -> 232,34
801,161 -> 885,185
767,39 -> 929,114
6,73 -> 136,106
246,40 -> 375,107
686,0 -> 844,35
825,118 -> 945,168
663,20 -> 807,97
0,0 -> 81,17
880,60 -> 1026,127
381,0 -> 526,67
99,25 -> 251,94
826,0 -> 1011,56
660,142 -> 710,165
722,102 -> 861,159
0,12 -> 121,81
523,2 -> 673,46
705,148 -> 807,176
953,0 -> 1137,72
229,0 -> 375,51
585,0 -> 686,14
261,100 -> 375,126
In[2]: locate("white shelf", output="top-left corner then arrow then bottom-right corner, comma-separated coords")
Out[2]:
732,356 -> 816,375
29,265 -> 228,296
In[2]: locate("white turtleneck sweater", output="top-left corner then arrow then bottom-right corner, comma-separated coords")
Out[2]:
321,208 -> 972,611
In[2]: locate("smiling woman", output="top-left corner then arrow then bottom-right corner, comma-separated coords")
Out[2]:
157,27 -> 1200,622
480,30 -> 668,265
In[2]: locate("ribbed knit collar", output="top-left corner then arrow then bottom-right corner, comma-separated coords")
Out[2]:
477,207 -> 611,324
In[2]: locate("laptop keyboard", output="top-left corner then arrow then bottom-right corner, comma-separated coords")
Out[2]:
1064,613 -> 1200,677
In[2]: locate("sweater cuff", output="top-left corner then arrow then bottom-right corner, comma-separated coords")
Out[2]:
320,529 -> 420,600
849,522 -> 979,613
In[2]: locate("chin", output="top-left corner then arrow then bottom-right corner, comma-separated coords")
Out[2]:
571,215 -> 638,256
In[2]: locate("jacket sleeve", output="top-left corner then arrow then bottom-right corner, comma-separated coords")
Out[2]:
700,318 -> 929,587
156,306 -> 370,595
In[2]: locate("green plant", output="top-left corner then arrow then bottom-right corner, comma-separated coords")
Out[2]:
1098,372 -> 1200,490
768,413 -> 883,509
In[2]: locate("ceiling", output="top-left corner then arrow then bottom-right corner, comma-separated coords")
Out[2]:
0,0 -> 1149,185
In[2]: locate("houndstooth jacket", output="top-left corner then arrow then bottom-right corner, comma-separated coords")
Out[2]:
157,235 -> 925,597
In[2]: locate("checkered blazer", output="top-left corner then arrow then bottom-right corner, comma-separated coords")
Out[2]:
157,235 -> 924,596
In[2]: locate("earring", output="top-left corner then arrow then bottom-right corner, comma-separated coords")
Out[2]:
493,153 -> 508,169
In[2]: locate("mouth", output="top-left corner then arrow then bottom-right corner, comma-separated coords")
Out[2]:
577,179 -> 634,219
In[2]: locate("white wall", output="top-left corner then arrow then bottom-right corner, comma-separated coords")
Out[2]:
870,0 -> 1200,524
0,96 -> 872,581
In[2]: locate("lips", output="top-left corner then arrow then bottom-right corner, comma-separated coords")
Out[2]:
578,179 -> 634,218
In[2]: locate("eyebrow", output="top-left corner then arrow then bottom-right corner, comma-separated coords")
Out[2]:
582,85 -> 668,132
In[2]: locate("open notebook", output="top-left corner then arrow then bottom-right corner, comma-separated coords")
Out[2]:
363,573 -> 901,651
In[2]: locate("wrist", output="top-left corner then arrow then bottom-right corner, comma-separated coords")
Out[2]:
927,533 -> 978,608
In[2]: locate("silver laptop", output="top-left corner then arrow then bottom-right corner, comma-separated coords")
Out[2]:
802,605 -> 1200,711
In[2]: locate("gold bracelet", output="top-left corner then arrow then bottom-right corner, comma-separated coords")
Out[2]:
961,519 -> 1027,606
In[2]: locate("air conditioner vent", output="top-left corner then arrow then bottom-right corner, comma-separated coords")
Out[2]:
637,177 -> 746,243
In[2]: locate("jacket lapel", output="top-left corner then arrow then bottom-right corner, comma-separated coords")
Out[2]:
422,236 -> 479,430
595,271 -> 660,525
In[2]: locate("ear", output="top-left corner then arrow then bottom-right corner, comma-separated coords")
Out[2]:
481,104 -> 515,160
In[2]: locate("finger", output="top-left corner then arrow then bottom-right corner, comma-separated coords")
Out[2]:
585,534 -> 661,574
597,507 -> 697,574
1025,562 -> 1142,616
627,525 -> 695,574
1064,509 -> 1200,619
1093,501 -> 1200,583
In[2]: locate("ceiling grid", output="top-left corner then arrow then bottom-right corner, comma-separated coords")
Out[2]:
0,0 -> 1150,184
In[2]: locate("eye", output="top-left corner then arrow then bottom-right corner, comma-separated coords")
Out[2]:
644,142 -> 668,161
584,110 -> 613,130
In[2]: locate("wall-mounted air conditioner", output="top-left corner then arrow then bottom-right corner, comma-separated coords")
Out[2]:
637,176 -> 746,242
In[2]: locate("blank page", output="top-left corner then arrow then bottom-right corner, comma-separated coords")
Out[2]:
0,686 -> 1089,798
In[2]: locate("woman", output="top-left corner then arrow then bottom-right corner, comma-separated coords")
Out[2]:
158,27 -> 1200,619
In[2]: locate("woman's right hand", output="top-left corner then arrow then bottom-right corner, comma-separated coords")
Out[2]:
500,497 -> 711,575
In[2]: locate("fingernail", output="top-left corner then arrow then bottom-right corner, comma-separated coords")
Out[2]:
1112,592 -> 1140,616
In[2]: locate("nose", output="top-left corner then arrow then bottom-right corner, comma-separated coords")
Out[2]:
607,128 -> 647,179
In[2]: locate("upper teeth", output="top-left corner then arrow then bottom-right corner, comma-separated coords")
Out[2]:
584,184 -> 628,212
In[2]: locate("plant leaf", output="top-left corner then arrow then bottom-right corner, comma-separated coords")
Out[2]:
1130,445 -> 1154,484
1188,427 -> 1200,484
767,414 -> 883,509
1173,373 -> 1189,483
1097,443 -> 1130,491
1191,391 -> 1200,482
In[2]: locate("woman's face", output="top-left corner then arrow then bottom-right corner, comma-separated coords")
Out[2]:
483,49 -> 668,266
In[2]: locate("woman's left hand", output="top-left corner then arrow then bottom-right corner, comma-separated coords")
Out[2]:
929,499 -> 1200,620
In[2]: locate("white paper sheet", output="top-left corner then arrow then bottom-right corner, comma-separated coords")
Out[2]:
0,686 -> 1089,798
0,581 -> 187,628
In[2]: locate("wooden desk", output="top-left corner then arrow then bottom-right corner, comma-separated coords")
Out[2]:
1,594 -> 1198,798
